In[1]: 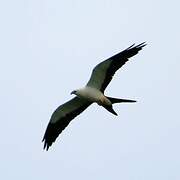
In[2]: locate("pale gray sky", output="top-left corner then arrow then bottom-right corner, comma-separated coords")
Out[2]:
0,0 -> 180,179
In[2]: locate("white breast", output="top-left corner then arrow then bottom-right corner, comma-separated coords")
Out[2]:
76,87 -> 111,106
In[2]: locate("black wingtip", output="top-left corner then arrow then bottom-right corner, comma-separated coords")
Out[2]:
42,122 -> 60,151
122,42 -> 147,58
136,42 -> 147,48
126,43 -> 136,50
42,137 -> 49,151
128,42 -> 147,49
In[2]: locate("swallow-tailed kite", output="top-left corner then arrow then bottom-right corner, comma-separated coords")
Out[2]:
42,42 -> 146,150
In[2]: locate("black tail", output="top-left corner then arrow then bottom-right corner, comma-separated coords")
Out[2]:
106,96 -> 136,104
102,105 -> 118,116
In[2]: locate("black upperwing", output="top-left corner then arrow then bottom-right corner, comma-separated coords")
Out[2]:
42,97 -> 91,150
87,42 -> 146,92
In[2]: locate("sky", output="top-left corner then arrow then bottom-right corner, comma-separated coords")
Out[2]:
0,0 -> 180,179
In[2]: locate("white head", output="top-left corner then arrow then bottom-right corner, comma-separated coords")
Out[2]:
70,88 -> 85,97
70,88 -> 83,97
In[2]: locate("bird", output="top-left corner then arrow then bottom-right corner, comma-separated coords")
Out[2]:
42,42 -> 146,150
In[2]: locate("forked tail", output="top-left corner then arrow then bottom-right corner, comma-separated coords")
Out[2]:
102,96 -> 136,116
102,105 -> 118,116
106,96 -> 136,104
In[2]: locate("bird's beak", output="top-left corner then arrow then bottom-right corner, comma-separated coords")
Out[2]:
70,90 -> 75,95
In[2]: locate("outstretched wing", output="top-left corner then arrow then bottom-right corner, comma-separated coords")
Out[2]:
42,97 -> 91,150
87,42 -> 146,92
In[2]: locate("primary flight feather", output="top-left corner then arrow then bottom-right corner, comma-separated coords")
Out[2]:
42,42 -> 146,150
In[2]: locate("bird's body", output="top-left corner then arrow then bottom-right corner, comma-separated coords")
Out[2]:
73,87 -> 112,106
42,42 -> 146,150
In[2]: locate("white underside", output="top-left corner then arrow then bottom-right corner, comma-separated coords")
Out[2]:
76,86 -> 112,106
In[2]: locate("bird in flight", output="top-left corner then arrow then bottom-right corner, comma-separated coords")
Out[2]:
42,42 -> 146,150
